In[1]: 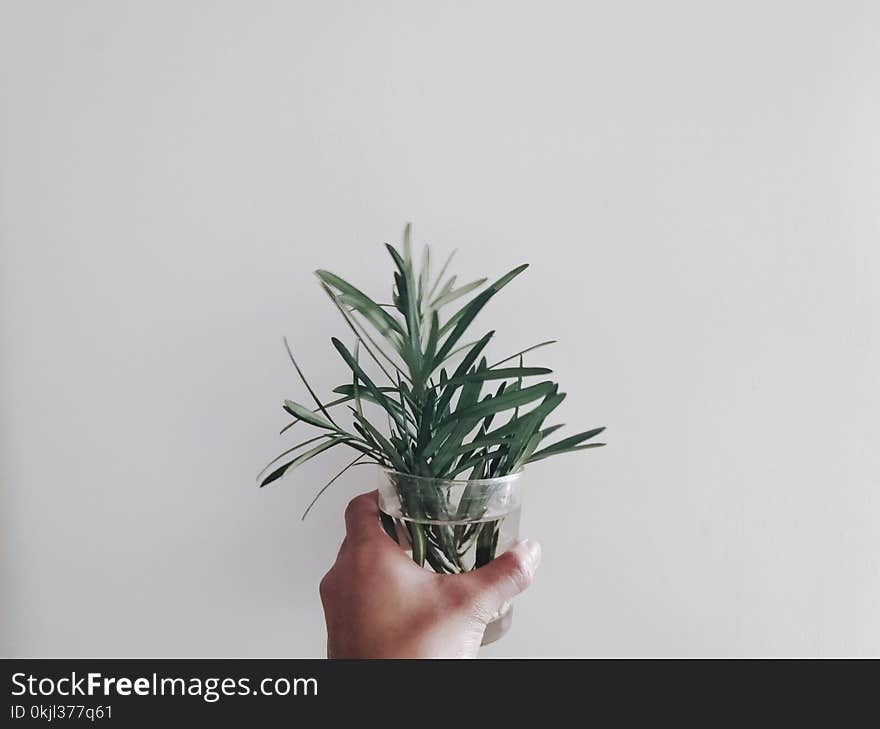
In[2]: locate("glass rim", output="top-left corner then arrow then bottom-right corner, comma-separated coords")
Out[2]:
380,467 -> 524,487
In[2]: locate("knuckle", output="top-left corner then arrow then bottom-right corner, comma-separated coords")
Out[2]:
503,551 -> 534,593
343,496 -> 363,522
318,570 -> 336,603
444,581 -> 477,614
440,576 -> 492,623
344,493 -> 374,524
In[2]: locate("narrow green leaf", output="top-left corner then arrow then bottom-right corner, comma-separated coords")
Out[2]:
402,222 -> 413,264
332,384 -> 398,395
514,353 -> 524,419
316,269 -> 405,339
429,278 -> 487,308
528,427 -> 606,461
418,310 -> 440,389
447,430 -> 518,457
319,282 -> 408,383
427,249 -> 457,302
260,437 -> 350,487
331,337 -> 408,433
481,380 -> 507,432
329,385 -> 412,423
526,442 -> 606,463
352,340 -> 363,419
436,381 -> 556,427
386,243 -> 422,368
437,337 -> 481,366
505,390 -> 564,468
540,423 -> 566,439
432,275 -> 457,305
438,263 -> 529,339
434,330 -> 494,413
441,366 -> 552,388
256,433 -> 331,481
489,340 -> 558,368
416,388 -> 436,451
301,454 -> 366,520
283,399 -> 336,430
513,431 -> 543,470
283,337 -> 337,426
351,410 -> 407,471
417,244 -> 430,309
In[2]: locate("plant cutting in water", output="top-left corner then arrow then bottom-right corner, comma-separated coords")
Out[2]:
258,224 -> 605,575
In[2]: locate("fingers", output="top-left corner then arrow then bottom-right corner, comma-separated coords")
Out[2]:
343,490 -> 387,544
455,539 -> 542,620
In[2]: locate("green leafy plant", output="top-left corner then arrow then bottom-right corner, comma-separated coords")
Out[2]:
258,224 -> 605,570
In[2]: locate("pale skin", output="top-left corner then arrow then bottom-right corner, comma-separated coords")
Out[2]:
319,490 -> 542,658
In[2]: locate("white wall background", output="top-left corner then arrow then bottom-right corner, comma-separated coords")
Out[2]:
2,1 -> 878,657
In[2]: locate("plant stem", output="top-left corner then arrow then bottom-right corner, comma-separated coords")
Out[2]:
408,522 -> 427,567
379,511 -> 399,543
474,519 -> 501,568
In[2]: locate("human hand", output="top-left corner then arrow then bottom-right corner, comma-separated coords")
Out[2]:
319,490 -> 542,658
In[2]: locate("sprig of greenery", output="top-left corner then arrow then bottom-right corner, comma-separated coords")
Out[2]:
258,224 -> 606,522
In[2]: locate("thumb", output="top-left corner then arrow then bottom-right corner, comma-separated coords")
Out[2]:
458,539 -> 542,621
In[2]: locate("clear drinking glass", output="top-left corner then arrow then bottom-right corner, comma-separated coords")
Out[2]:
377,468 -> 524,645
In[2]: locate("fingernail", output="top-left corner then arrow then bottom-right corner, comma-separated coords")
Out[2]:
519,538 -> 542,569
